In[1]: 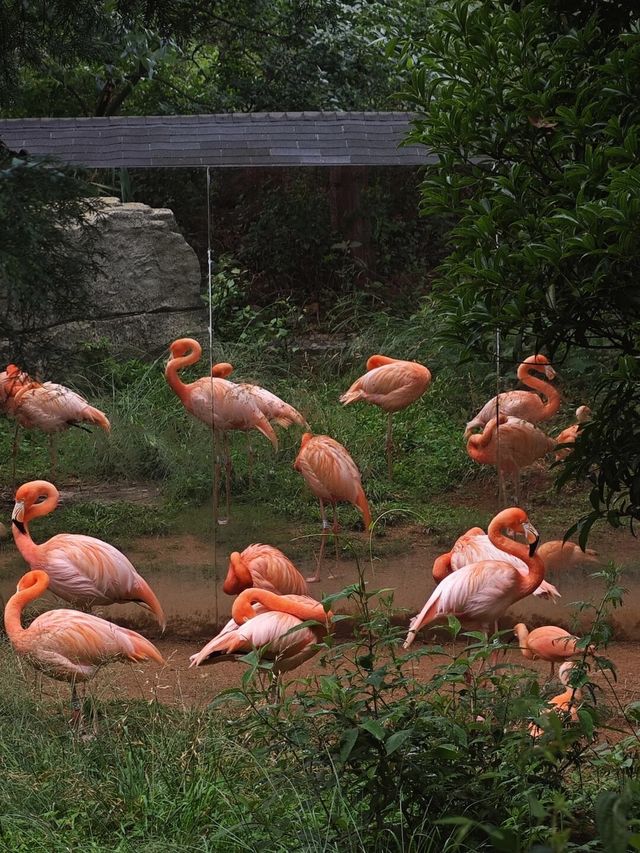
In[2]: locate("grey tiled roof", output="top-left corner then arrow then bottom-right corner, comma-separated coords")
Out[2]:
0,112 -> 434,168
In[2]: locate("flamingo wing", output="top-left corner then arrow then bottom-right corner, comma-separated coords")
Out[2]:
340,361 -> 431,412
8,383 -> 109,432
241,385 -> 308,428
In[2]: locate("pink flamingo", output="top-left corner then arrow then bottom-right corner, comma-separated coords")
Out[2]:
529,662 -> 583,738
536,540 -> 599,572
514,622 -> 590,680
340,354 -> 432,478
555,406 -> 591,461
404,507 -> 544,648
189,587 -> 332,678
294,432 -> 372,582
466,414 -> 556,504
223,544 -> 309,596
5,569 -> 164,711
12,480 -> 166,629
3,363 -> 110,479
165,339 -> 277,520
465,354 -> 561,440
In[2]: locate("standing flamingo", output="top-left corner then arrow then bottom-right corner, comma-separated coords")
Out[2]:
5,569 -> 164,712
294,432 -> 372,583
404,507 -> 544,648
340,355 -> 432,478
466,414 -> 556,505
464,354 -> 561,439
536,540 -> 599,572
2,363 -> 110,480
189,588 -> 332,678
555,406 -> 591,461
223,544 -> 309,596
165,339 -> 277,520
513,622 -> 589,679
12,480 -> 166,629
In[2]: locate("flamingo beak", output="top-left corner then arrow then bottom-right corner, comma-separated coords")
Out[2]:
522,521 -> 540,556
11,500 -> 25,534
544,365 -> 556,380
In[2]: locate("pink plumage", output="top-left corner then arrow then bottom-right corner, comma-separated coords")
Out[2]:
340,355 -> 432,413
223,544 -> 309,596
536,540 -> 599,572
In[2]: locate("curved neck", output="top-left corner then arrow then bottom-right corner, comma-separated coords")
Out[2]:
518,361 -> 560,415
488,521 -> 545,596
466,417 -> 501,460
223,553 -> 253,595
4,574 -> 48,642
432,552 -> 452,583
514,624 -> 534,659
232,588 -> 329,624
211,363 -> 234,378
366,355 -> 395,370
165,342 -> 201,403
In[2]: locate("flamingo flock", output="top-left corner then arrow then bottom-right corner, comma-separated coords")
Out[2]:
0,344 -> 602,737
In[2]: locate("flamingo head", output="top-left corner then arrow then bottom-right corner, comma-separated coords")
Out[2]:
492,507 -> 540,555
16,569 -> 49,593
366,354 -> 395,371
294,432 -> 314,471
576,405 -> 592,423
168,338 -> 200,359
223,551 -> 251,594
524,353 -> 555,380
211,362 -> 234,378
13,480 -> 60,529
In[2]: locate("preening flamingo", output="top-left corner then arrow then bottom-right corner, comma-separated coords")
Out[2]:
165,339 -> 277,520
12,480 -> 166,629
466,414 -> 556,505
529,662 -> 583,739
340,354 -> 432,478
404,507 -> 544,648
2,363 -> 110,479
223,544 -> 309,596
189,587 -> 332,676
555,406 -> 591,461
464,354 -> 561,440
294,432 -> 372,583
536,540 -> 599,572
514,622 -> 589,680
433,525 -> 560,602
4,569 -> 164,709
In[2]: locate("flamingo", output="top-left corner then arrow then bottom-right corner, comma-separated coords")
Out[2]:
529,662 -> 583,739
555,406 -> 591,461
464,354 -> 561,440
466,414 -> 556,505
404,507 -> 544,649
294,432 -> 372,583
189,587 -> 332,678
165,339 -> 277,521
12,480 -> 166,629
2,363 -> 110,480
340,354 -> 432,478
513,622 -> 590,680
433,526 -> 561,602
223,544 -> 309,596
536,540 -> 599,572
4,569 -> 164,713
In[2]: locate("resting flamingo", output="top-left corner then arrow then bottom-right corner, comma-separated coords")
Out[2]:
294,432 -> 372,582
189,588 -> 332,679
555,406 -> 591,461
2,363 -> 110,480
433,525 -> 560,603
404,507 -> 543,648
465,354 -> 561,440
514,622 -> 590,680
529,662 -> 583,739
536,540 -> 599,572
5,569 -> 164,712
12,480 -> 166,629
340,355 -> 432,478
165,339 -> 277,520
223,544 -> 309,596
466,414 -> 556,505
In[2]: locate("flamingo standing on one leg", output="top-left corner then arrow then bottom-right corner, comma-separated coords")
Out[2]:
536,540 -> 599,572
189,588 -> 332,684
404,507 -> 544,649
340,355 -> 432,479
466,415 -> 556,505
464,354 -> 561,439
4,569 -> 164,717
12,480 -> 166,629
513,622 -> 590,680
555,406 -> 591,461
223,544 -> 309,596
294,432 -> 372,583
2,363 -> 110,481
165,339 -> 277,521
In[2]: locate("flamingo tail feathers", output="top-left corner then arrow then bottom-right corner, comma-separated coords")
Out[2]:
133,579 -> 167,631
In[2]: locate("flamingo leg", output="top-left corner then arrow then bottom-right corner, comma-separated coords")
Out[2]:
307,498 -> 330,583
386,412 -> 394,480
222,432 -> 232,525
49,435 -> 58,481
246,437 -> 255,487
329,502 -> 339,580
10,422 -> 20,490
213,430 -> 223,525
549,661 -> 555,681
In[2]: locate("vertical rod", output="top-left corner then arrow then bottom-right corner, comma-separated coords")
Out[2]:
495,328 -> 502,507
206,166 -> 219,627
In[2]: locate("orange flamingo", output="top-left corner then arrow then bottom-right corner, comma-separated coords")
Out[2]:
165,339 -> 277,520
5,569 -> 164,710
223,544 -> 309,596
404,507 -> 543,648
464,354 -> 561,440
189,587 -> 332,677
2,363 -> 110,479
555,406 -> 591,461
536,540 -> 599,572
294,432 -> 372,583
340,355 -> 432,478
12,481 -> 166,629
529,662 -> 583,738
514,622 -> 589,679
466,414 -> 556,505
433,525 -> 560,602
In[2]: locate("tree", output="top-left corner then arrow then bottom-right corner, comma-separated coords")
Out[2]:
401,0 -> 640,531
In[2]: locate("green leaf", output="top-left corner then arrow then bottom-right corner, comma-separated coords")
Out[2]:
360,719 -> 386,741
385,729 -> 413,755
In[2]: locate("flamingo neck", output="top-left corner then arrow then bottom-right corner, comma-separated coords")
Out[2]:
232,588 -> 329,625
165,344 -> 201,404
432,552 -> 452,584
514,623 -> 534,659
366,355 -> 395,370
4,572 -> 48,642
12,520 -> 41,567
466,416 -> 502,461
488,521 -> 545,596
518,361 -> 560,416
223,553 -> 252,595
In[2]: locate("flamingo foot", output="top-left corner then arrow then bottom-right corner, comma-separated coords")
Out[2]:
306,575 -> 320,584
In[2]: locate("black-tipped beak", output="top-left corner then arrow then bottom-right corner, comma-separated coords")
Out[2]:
12,518 -> 25,534
529,535 -> 540,557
